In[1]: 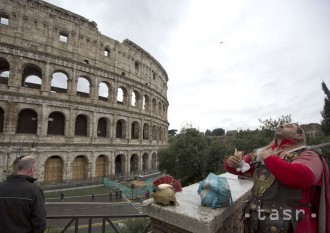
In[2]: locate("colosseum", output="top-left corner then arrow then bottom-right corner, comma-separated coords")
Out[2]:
0,0 -> 169,183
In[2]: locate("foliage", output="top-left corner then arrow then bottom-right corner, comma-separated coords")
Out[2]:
321,81 -> 330,135
205,139 -> 231,174
168,129 -> 178,137
205,129 -> 212,136
119,218 -> 150,233
258,115 -> 293,131
211,128 -> 225,136
158,128 -> 208,186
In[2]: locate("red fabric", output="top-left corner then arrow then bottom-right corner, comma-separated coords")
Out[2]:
320,157 -> 330,233
224,140 -> 330,233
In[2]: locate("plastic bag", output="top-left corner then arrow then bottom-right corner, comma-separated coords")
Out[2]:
197,173 -> 233,209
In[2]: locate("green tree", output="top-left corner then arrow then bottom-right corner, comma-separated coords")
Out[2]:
205,138 -> 232,174
205,129 -> 212,136
258,115 -> 293,131
158,128 -> 208,186
211,128 -> 225,136
168,129 -> 178,137
321,81 -> 330,135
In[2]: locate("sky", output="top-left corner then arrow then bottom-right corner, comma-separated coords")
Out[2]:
44,0 -> 330,132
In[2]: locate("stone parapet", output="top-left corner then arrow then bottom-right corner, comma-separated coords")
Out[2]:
143,173 -> 253,233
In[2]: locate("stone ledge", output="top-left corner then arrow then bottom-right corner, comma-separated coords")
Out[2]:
142,173 -> 253,233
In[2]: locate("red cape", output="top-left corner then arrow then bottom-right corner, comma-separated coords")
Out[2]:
320,157 -> 330,233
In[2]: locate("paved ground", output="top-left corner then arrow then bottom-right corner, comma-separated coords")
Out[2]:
46,193 -> 144,232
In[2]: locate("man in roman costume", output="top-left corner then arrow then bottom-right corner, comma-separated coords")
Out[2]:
225,123 -> 330,233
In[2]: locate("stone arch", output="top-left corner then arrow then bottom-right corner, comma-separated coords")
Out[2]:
143,95 -> 149,111
95,155 -> 107,177
22,63 -> 42,90
131,90 -> 140,108
75,114 -> 88,136
152,98 -> 157,114
130,154 -> 139,174
152,153 -> 157,171
44,156 -> 63,182
158,101 -> 162,115
97,117 -> 107,137
98,81 -> 110,101
116,119 -> 126,139
158,126 -> 163,141
76,76 -> 90,98
51,71 -> 68,93
72,155 -> 88,180
117,86 -> 127,104
142,153 -> 149,172
0,107 -> 3,133
152,125 -> 157,140
143,123 -> 149,140
47,111 -> 65,135
0,57 -> 10,85
115,154 -> 126,175
163,104 -> 166,117
16,108 -> 38,134
131,121 -> 139,139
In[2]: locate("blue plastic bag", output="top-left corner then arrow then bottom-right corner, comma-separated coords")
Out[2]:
197,173 -> 233,209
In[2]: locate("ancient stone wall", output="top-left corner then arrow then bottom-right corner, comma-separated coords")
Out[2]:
0,0 -> 169,182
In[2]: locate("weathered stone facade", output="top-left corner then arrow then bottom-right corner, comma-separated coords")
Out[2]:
0,0 -> 169,182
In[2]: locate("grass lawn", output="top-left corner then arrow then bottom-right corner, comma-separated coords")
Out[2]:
44,186 -> 115,199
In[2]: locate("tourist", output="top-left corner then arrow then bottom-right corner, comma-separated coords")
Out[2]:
0,156 -> 47,233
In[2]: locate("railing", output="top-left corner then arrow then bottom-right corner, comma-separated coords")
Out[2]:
47,214 -> 151,233
42,170 -> 161,191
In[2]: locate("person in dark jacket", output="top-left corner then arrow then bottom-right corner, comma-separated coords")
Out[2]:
0,156 -> 47,233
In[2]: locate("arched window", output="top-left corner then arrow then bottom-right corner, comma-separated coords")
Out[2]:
115,154 -> 124,175
47,112 -> 65,135
158,101 -> 162,115
0,57 -> 10,85
72,156 -> 87,180
116,119 -> 126,139
152,153 -> 157,171
16,109 -> 38,134
98,82 -> 109,101
131,121 -> 139,139
0,107 -> 4,133
131,90 -> 139,108
51,71 -> 68,93
75,114 -> 88,136
44,156 -> 63,182
152,98 -> 157,114
130,154 -> 139,174
117,87 -> 127,104
152,125 -> 157,140
143,95 -> 149,111
142,153 -> 149,171
97,118 -> 107,137
22,64 -> 42,89
95,155 -> 106,177
143,123 -> 149,140
158,127 -> 163,141
76,77 -> 90,97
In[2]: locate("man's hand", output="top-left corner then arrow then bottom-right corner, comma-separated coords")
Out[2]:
227,149 -> 244,168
